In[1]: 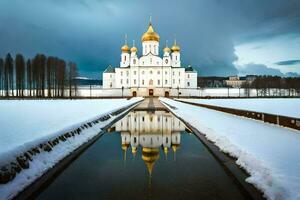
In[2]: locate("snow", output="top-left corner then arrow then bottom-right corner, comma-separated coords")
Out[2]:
0,97 -> 142,200
178,98 -> 300,118
159,97 -> 300,200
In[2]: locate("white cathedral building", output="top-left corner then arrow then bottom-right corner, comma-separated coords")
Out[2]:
103,20 -> 197,97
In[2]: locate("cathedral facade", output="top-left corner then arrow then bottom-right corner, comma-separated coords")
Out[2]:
103,20 -> 197,97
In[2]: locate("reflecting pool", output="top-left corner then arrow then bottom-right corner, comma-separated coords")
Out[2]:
37,110 -> 247,200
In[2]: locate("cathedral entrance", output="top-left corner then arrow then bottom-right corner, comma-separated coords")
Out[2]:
132,91 -> 137,97
149,89 -> 154,96
165,91 -> 169,97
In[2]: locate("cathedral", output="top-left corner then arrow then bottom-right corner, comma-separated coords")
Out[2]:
103,19 -> 198,97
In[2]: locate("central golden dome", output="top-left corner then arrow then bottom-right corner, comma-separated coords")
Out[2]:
141,23 -> 160,42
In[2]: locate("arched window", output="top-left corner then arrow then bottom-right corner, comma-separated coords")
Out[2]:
149,79 -> 153,85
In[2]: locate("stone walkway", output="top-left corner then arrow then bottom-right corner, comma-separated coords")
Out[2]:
134,98 -> 167,111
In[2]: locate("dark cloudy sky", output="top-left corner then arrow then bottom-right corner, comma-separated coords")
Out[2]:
0,0 -> 299,79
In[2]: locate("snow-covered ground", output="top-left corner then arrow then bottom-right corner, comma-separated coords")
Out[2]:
178,98 -> 300,118
160,98 -> 300,200
0,98 -> 142,200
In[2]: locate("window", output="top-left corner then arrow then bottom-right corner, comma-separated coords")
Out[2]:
187,82 -> 190,87
150,58 -> 152,64
134,71 -> 137,75
157,79 -> 160,85
124,56 -> 126,61
165,71 -> 167,75
142,80 -> 145,85
149,79 -> 153,85
165,59 -> 168,64
126,71 -> 129,76
165,80 -> 167,84
150,70 -> 153,74
134,79 -> 136,84
179,79 -> 181,84
179,72 -> 181,76
142,71 -> 145,75
188,74 -> 190,78
110,82 -> 112,88
110,74 -> 112,78
120,79 -> 123,84
157,71 -> 160,75
173,79 -> 175,84
121,71 -> 123,76
126,79 -> 129,84
173,71 -> 175,76
176,55 -> 177,60
133,59 -> 136,64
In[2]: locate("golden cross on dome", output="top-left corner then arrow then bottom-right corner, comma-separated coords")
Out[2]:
149,14 -> 152,24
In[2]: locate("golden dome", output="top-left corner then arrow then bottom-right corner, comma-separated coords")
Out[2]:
141,23 -> 160,42
171,39 -> 180,52
121,44 -> 129,53
142,147 -> 159,176
163,46 -> 171,53
130,46 -> 138,53
171,44 -> 180,52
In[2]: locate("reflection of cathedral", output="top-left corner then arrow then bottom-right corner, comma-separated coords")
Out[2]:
113,111 -> 185,175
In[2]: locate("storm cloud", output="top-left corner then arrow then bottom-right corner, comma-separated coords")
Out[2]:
0,0 -> 299,78
275,60 -> 300,66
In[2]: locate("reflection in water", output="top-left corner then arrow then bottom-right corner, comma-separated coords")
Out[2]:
113,111 -> 185,176
37,109 -> 247,200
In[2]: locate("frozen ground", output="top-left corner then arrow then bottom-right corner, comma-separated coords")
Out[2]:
160,97 -> 300,200
179,98 -> 300,118
0,98 -> 142,200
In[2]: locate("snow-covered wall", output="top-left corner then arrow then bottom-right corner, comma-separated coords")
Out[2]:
159,97 -> 300,200
0,98 -> 143,200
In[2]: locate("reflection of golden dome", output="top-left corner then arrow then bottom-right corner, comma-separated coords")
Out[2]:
164,147 -> 168,154
121,143 -> 129,151
141,23 -> 160,42
172,144 -> 180,152
142,147 -> 159,176
132,146 -> 137,156
130,46 -> 137,53
121,44 -> 129,53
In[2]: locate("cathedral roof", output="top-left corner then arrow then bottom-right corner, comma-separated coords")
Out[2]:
104,65 -> 115,73
185,66 -> 196,72
141,22 -> 160,42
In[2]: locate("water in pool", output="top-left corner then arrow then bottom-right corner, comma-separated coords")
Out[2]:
37,110 -> 247,200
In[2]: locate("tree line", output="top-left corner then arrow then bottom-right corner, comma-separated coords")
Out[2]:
0,53 -> 78,98
242,75 -> 300,97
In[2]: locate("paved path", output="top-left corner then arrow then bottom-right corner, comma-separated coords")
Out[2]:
134,98 -> 167,111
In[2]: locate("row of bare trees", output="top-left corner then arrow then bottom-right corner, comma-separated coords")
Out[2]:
242,75 -> 300,97
0,53 -> 78,98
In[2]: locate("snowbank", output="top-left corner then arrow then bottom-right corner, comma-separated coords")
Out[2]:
178,98 -> 300,118
0,98 -> 142,200
160,97 -> 300,200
